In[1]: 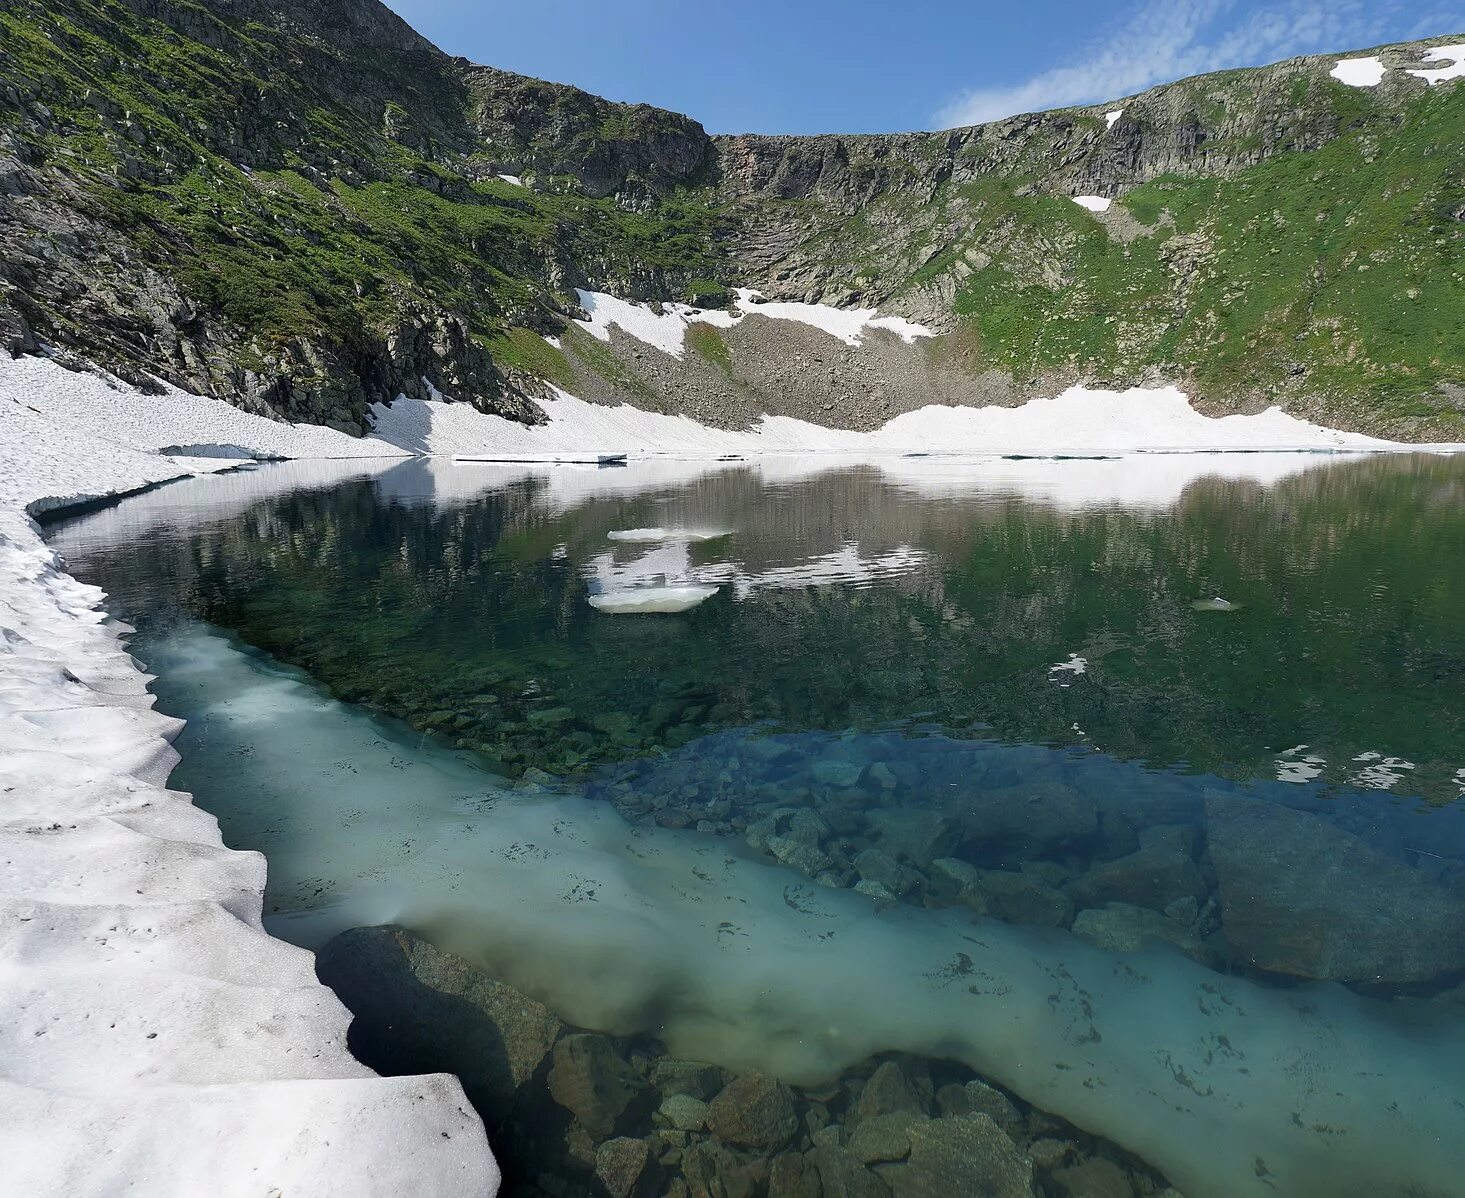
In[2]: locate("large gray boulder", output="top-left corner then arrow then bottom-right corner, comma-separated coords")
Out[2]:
1205,793 -> 1465,984
547,1033 -> 648,1138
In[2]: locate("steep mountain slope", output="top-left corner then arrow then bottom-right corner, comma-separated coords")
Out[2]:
0,0 -> 1461,437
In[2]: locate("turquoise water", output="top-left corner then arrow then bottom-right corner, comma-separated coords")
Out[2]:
45,452 -> 1465,1197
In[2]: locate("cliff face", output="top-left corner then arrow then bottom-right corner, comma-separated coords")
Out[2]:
0,0 -> 1462,437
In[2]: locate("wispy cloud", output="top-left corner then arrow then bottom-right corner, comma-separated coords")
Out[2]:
932,0 -> 1464,129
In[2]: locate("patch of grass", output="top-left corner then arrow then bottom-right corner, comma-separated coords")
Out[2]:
687,323 -> 733,374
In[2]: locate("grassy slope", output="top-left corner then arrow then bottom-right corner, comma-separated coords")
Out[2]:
0,0 -> 729,379
1,0 -> 1461,433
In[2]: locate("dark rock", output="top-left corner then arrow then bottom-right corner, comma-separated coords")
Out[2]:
933,1080 -> 1023,1136
977,870 -> 1075,927
682,1141 -> 769,1198
1050,1157 -> 1135,1198
811,1131 -> 892,1198
706,1072 -> 800,1151
1205,793 -> 1465,983
865,808 -> 960,867
848,1111 -> 922,1164
1068,846 -> 1207,912
768,1151 -> 823,1198
1071,902 -> 1220,967
651,1058 -> 727,1100
548,1033 -> 647,1139
314,925 -> 562,1119
595,1137 -> 650,1198
957,781 -> 1098,860
878,1114 -> 1034,1197
853,1060 -> 933,1123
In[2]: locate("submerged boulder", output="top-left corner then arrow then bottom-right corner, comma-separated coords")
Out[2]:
1205,793 -> 1465,984
314,924 -> 562,1117
956,780 -> 1098,860
548,1033 -> 648,1138
706,1072 -> 800,1151
878,1114 -> 1035,1198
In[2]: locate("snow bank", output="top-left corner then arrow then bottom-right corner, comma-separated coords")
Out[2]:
1071,195 -> 1112,213
1330,55 -> 1386,87
572,287 -> 935,359
0,354 -> 495,1195
1408,43 -> 1465,84
1105,109 -> 1123,128
371,381 -> 1411,461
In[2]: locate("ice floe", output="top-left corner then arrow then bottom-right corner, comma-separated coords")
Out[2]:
1330,55 -> 1386,87
0,354 -> 494,1194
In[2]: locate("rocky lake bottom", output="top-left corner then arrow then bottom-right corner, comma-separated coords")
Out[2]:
45,452 -> 1465,1198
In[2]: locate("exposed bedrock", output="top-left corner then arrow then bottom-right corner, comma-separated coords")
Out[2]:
152,621 -> 1465,1198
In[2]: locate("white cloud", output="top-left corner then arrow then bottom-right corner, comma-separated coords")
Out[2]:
932,0 -> 1462,128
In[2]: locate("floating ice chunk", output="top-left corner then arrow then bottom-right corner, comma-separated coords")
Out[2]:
1071,195 -> 1112,213
607,527 -> 730,543
1407,44 -> 1465,84
588,585 -> 719,613
497,174 -> 524,186
1330,56 -> 1386,87
1192,596 -> 1240,612
1105,109 -> 1124,129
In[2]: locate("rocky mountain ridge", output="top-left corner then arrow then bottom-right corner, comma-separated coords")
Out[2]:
0,0 -> 1461,436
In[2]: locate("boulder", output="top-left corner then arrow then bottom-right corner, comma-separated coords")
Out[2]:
1205,793 -> 1465,983
595,1137 -> 650,1198
865,808 -> 961,868
548,1033 -> 647,1138
707,1072 -> 800,1151
853,1059 -> 933,1123
934,1079 -> 1023,1136
1071,903 -> 1220,967
1068,846 -> 1207,912
1049,1157 -> 1135,1198
957,780 -> 1098,860
879,1114 -> 1034,1197
977,870 -> 1074,928
768,1151 -> 822,1198
659,1094 -> 710,1132
848,1111 -> 921,1164
314,925 -> 562,1120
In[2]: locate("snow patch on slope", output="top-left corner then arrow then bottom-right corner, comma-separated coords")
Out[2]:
374,381 -> 1410,461
0,353 -> 494,1195
572,287 -> 935,358
1072,195 -> 1112,213
1408,43 -> 1465,84
1330,56 -> 1386,87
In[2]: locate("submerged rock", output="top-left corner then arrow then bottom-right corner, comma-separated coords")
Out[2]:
706,1073 -> 800,1151
1206,793 -> 1465,983
957,780 -> 1098,860
595,1136 -> 650,1198
879,1114 -> 1035,1198
315,924 -> 562,1116
1071,903 -> 1220,968
548,1033 -> 648,1138
1068,845 -> 1207,913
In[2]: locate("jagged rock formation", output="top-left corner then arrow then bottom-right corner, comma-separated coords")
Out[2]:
0,0 -> 1461,436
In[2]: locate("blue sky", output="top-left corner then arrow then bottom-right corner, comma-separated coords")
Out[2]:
384,0 -> 1465,134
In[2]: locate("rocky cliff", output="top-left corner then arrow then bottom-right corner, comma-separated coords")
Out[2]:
1,0 -> 1461,437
